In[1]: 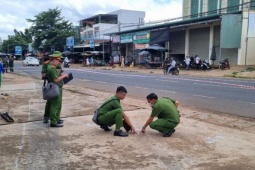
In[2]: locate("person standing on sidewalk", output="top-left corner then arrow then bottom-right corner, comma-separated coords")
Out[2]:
0,59 -> 5,87
41,55 -> 51,123
9,55 -> 14,72
47,51 -> 68,127
141,93 -> 180,137
97,86 -> 136,137
121,56 -> 125,68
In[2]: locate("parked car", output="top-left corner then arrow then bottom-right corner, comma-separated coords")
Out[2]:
23,57 -> 39,66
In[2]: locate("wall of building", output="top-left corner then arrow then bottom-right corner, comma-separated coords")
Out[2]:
240,11 -> 255,65
109,9 -> 145,31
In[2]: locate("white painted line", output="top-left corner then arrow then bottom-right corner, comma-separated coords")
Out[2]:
133,86 -> 149,90
14,123 -> 26,170
238,101 -> 255,105
81,79 -> 91,82
193,95 -> 215,99
157,89 -> 176,93
155,79 -> 179,83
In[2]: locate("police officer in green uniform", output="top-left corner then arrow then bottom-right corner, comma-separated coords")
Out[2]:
141,93 -> 180,137
41,55 -> 51,123
98,86 -> 136,137
47,51 -> 68,127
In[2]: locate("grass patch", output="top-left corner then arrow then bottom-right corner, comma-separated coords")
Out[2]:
245,67 -> 255,72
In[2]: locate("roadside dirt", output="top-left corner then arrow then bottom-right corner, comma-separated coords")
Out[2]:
0,72 -> 255,169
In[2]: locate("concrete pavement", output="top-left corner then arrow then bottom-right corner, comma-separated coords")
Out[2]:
0,71 -> 255,169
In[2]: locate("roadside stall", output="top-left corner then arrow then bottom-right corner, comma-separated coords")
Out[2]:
139,44 -> 168,68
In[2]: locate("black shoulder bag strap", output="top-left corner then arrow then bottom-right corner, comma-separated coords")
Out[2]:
99,98 -> 118,109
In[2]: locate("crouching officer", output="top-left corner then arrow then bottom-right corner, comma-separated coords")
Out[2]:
97,86 -> 136,137
141,93 -> 180,137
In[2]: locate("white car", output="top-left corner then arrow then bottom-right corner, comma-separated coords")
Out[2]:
23,57 -> 39,66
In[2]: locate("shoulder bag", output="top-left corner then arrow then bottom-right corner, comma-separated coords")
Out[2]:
42,78 -> 60,100
92,99 -> 118,125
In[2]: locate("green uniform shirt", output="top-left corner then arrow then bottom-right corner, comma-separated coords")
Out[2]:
150,97 -> 180,123
42,62 -> 61,74
41,62 -> 51,74
47,65 -> 63,88
98,95 -> 122,115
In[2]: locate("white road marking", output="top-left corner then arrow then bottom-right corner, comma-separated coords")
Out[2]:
155,79 -> 179,83
238,101 -> 255,105
14,123 -> 26,170
193,95 -> 215,99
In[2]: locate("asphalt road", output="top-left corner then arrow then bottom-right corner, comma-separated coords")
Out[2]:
15,63 -> 255,118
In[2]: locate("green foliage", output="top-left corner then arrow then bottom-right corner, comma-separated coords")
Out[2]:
0,7 -> 78,53
27,8 -> 76,52
245,67 -> 255,72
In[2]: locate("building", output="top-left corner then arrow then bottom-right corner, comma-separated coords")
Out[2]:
75,9 -> 145,63
182,0 -> 255,66
106,0 -> 255,66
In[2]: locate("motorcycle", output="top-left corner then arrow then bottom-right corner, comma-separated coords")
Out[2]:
163,63 -> 179,75
220,59 -> 230,70
200,59 -> 211,70
64,62 -> 70,68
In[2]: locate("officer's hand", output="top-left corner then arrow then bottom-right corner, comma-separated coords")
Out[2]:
140,128 -> 146,134
131,127 -> 136,134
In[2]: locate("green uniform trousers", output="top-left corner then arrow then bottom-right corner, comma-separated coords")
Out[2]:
44,100 -> 50,119
150,119 -> 178,134
98,108 -> 123,130
49,88 -> 62,124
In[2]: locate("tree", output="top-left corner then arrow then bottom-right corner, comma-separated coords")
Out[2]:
27,8 -> 77,52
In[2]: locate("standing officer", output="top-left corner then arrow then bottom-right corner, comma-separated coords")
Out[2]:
9,55 -> 14,72
47,51 -> 68,127
41,55 -> 51,123
141,93 -> 180,137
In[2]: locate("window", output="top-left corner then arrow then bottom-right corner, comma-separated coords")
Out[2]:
208,0 -> 218,15
227,0 -> 240,13
191,0 -> 199,18
251,0 -> 255,10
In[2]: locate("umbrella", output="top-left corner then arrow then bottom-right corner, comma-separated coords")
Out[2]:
210,46 -> 216,61
141,44 -> 169,52
62,51 -> 71,55
138,51 -> 149,55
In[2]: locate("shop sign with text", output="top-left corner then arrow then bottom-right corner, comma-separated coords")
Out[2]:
112,35 -> 120,43
133,31 -> 150,44
120,33 -> 133,43
134,44 -> 147,49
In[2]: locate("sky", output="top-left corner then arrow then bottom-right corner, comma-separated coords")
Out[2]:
0,0 -> 182,41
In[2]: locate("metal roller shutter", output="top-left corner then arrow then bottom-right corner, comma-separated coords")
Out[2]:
214,26 -> 238,66
189,27 -> 210,59
169,30 -> 185,54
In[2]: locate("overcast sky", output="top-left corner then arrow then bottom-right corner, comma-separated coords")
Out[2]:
0,0 -> 182,41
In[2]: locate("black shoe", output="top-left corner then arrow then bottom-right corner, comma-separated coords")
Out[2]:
163,129 -> 176,137
0,112 -> 14,122
100,125 -> 112,131
123,120 -> 131,132
43,118 -> 49,124
50,123 -> 63,127
114,130 -> 128,137
58,119 -> 64,124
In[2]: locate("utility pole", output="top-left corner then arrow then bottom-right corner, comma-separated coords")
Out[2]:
243,0 -> 250,69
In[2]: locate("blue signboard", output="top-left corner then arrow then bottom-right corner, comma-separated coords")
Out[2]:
66,36 -> 74,47
15,46 -> 22,55
90,39 -> 94,48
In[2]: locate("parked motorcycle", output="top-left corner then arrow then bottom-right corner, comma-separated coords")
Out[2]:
220,59 -> 230,70
200,59 -> 211,70
64,62 -> 70,68
163,63 -> 179,75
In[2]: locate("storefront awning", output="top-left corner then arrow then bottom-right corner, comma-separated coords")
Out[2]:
74,44 -> 100,48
